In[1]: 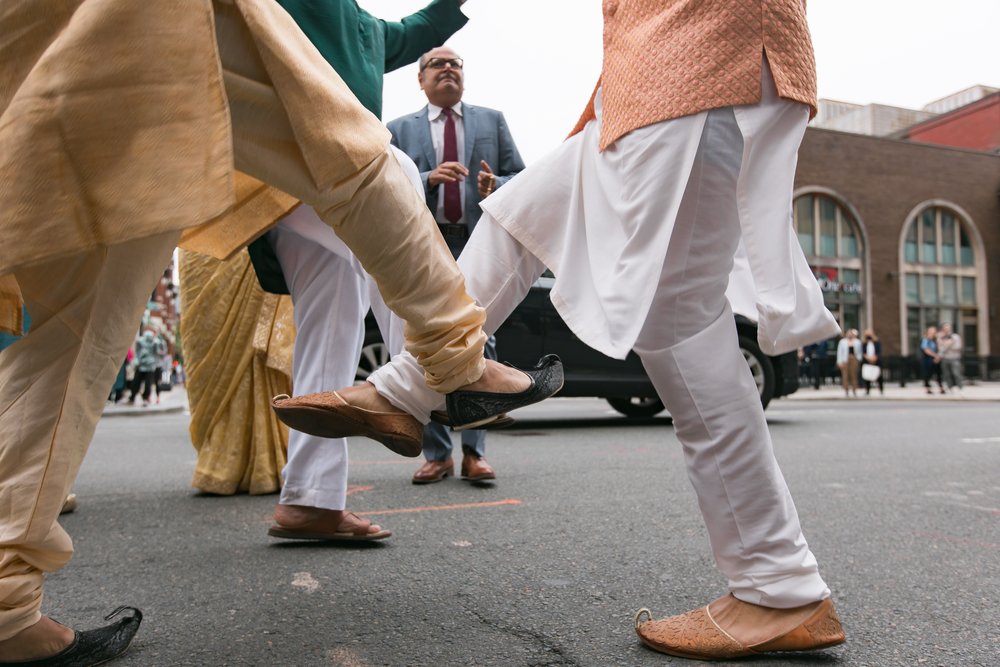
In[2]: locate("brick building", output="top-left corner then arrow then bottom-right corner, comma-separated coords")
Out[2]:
793,128 -> 1000,379
901,91 -> 1000,153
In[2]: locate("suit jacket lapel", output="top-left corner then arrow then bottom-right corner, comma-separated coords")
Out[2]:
416,106 -> 436,169
461,104 -> 476,167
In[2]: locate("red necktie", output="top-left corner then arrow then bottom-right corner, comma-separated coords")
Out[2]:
442,107 -> 462,223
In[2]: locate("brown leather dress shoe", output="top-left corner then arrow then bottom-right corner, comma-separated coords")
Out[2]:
412,458 -> 454,484
461,454 -> 496,482
271,391 -> 422,457
635,594 -> 845,660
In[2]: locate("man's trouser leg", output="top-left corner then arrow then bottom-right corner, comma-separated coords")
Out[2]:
269,223 -> 367,512
0,231 -> 179,639
369,219 -> 545,420
633,103 -> 828,609
212,0 -> 485,393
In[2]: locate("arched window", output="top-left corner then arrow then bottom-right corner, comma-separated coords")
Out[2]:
900,204 -> 983,356
793,193 -> 865,332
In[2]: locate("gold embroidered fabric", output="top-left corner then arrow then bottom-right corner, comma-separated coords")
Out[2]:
180,249 -> 294,495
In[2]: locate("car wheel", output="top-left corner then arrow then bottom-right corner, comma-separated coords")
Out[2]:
738,335 -> 775,409
355,334 -> 389,384
606,396 -> 666,418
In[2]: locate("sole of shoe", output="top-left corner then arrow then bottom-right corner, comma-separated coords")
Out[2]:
638,634 -> 845,661
412,470 -> 452,485
461,473 -> 496,482
272,404 -> 421,458
267,526 -> 391,542
429,411 -> 515,430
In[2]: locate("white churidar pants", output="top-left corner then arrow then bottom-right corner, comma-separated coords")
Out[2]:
370,70 -> 830,607
269,148 -> 414,511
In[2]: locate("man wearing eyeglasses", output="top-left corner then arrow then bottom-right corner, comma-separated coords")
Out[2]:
387,45 -> 526,486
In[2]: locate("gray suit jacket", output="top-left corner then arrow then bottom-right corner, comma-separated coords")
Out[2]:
387,103 -> 525,229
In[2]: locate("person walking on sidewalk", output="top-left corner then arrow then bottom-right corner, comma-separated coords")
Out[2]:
862,328 -> 883,396
937,323 -> 964,394
920,326 -> 945,395
836,329 -> 862,398
128,329 -> 166,407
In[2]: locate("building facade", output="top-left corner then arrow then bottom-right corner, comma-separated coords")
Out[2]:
793,128 -> 1000,379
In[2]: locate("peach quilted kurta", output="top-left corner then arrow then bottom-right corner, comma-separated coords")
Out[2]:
572,0 -> 817,150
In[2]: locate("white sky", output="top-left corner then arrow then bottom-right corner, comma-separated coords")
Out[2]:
361,0 -> 1000,163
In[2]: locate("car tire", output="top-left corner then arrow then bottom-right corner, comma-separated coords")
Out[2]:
355,332 -> 389,384
738,334 -> 775,409
606,337 -> 775,417
606,396 -> 666,418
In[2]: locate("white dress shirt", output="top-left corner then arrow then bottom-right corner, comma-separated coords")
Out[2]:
427,101 -> 466,224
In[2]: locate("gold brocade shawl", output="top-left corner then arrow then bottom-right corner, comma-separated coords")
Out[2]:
0,0 -> 389,334
180,249 -> 294,495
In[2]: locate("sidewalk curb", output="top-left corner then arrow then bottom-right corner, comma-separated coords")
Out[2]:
785,394 -> 997,402
102,404 -> 187,417
101,388 -> 189,418
785,384 -> 999,403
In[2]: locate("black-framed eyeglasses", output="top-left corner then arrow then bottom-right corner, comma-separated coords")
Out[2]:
421,57 -> 463,71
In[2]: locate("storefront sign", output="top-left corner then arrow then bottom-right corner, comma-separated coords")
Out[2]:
813,267 -> 862,294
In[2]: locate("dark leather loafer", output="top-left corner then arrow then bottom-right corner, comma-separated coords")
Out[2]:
445,355 -> 563,430
412,458 -> 455,484
0,607 -> 143,667
272,391 -> 422,457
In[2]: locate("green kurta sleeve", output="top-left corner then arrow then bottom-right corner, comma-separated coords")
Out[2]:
252,0 -> 468,295
380,0 -> 468,74
277,0 -> 466,117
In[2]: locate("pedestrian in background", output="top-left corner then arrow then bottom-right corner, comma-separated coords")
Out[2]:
937,323 -> 964,394
836,328 -> 862,397
129,328 -> 166,407
920,325 -> 945,395
802,339 -> 829,389
861,328 -> 883,396
108,355 -> 129,404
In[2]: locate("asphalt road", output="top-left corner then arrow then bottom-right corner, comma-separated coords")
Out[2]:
49,397 -> 999,666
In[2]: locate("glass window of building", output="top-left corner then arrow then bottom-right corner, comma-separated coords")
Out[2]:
793,193 -> 864,333
901,205 -> 982,356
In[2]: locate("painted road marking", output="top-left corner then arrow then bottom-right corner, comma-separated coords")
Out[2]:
351,459 -> 413,465
356,499 -> 522,517
961,436 -> 1000,443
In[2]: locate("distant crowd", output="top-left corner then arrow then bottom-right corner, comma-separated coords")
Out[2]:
799,324 -> 965,397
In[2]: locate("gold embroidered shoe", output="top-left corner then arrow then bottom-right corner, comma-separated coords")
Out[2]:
634,594 -> 845,660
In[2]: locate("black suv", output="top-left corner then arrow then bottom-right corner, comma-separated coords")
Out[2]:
358,275 -> 799,417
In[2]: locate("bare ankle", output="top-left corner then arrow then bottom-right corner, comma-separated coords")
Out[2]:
274,504 -> 342,528
460,360 -> 530,393
0,616 -> 74,662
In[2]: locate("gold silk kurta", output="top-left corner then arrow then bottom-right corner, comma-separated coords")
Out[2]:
180,249 -> 294,495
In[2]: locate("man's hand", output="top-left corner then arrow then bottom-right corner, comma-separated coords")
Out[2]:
428,161 -> 468,187
477,160 -> 496,198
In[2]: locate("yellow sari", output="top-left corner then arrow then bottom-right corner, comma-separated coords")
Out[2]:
180,249 -> 294,495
